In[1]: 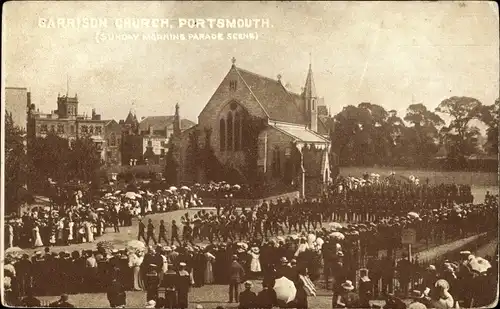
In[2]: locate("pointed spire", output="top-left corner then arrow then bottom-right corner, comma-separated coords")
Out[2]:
303,59 -> 317,98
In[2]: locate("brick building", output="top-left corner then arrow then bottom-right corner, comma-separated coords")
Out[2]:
120,107 -> 195,166
27,93 -> 117,164
179,58 -> 334,197
5,87 -> 31,131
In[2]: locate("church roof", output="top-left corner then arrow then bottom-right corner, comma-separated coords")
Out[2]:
235,67 -> 306,125
271,123 -> 329,144
124,111 -> 138,125
139,116 -> 196,132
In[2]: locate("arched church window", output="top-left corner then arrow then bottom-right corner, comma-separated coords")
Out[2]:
220,118 -> 226,151
234,112 -> 241,151
312,99 -> 316,111
227,112 -> 233,151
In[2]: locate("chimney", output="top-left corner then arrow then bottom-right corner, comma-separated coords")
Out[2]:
149,125 -> 153,135
27,91 -> 31,108
92,109 -> 97,120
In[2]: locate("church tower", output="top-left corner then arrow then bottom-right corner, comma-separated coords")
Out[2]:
57,93 -> 78,118
173,103 -> 181,137
302,60 -> 318,132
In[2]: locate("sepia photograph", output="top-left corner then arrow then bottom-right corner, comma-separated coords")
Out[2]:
1,1 -> 499,308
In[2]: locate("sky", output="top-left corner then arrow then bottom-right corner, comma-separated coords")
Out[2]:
2,1 -> 499,128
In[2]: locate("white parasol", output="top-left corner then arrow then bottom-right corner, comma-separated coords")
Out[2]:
468,257 -> 492,273
125,192 -> 137,199
329,231 -> 345,241
5,247 -> 25,256
127,240 -> 146,252
408,212 -> 420,219
96,208 -> 105,211
329,222 -> 343,231
233,184 -> 241,189
274,276 -> 297,304
180,186 -> 190,190
169,186 -> 177,191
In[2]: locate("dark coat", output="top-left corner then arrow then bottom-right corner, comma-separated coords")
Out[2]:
238,289 -> 257,309
229,260 -> 246,283
107,279 -> 126,307
257,288 -> 277,309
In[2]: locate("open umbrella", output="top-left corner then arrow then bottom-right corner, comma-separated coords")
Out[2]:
274,276 -> 297,304
95,208 -> 105,212
329,222 -> 343,230
468,257 -> 492,273
125,192 -> 137,199
5,247 -> 25,256
169,186 -> 177,191
114,190 -> 121,195
127,240 -> 146,252
408,212 -> 420,219
330,231 -> 345,241
181,186 -> 190,190
233,184 -> 241,190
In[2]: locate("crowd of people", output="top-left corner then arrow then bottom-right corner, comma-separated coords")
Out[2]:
3,173 -> 499,308
4,186 -> 203,249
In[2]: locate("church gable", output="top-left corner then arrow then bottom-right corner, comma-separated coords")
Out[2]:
198,65 -> 269,128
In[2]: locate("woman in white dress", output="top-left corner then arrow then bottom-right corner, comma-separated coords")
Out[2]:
129,251 -> 144,291
204,251 -> 216,284
85,221 -> 94,243
33,222 -> 44,248
249,247 -> 262,278
67,220 -> 74,244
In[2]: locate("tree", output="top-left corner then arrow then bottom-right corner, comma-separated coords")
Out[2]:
163,135 -> 179,185
404,103 -> 444,166
68,136 -> 103,182
479,98 -> 499,155
30,133 -> 71,185
435,96 -> 483,161
5,112 -> 30,213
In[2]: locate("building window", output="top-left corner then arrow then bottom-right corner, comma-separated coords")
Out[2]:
229,80 -> 237,91
40,124 -> 48,133
57,124 -> 64,134
81,125 -> 88,134
161,141 -> 167,147
88,126 -> 94,134
161,149 -> 165,156
220,118 -> 226,151
227,112 -> 233,151
272,147 -> 281,177
147,140 -> 152,147
70,125 -> 75,133
110,133 -> 117,146
312,99 -> 316,111
50,125 -> 56,133
95,126 -> 102,135
234,112 -> 241,151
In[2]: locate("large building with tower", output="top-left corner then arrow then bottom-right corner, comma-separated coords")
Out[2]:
178,58 -> 335,197
27,93 -> 117,164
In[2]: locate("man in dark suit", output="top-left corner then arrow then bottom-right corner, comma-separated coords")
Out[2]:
238,281 -> 257,309
138,218 -> 147,242
257,282 -> 277,309
228,254 -> 246,303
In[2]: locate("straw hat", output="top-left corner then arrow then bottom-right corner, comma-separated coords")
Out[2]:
341,280 -> 354,291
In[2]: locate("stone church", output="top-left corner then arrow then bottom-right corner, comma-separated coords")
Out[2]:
178,58 -> 334,197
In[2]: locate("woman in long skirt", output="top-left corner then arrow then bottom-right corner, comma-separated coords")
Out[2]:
129,253 -> 145,291
33,223 -> 44,248
204,251 -> 215,284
